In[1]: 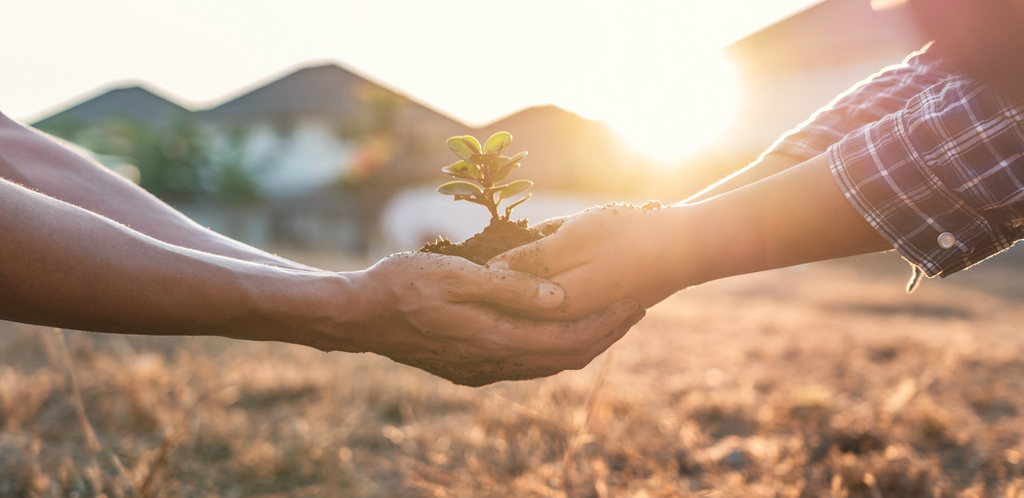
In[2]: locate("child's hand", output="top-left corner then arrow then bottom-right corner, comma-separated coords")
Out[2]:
489,202 -> 688,321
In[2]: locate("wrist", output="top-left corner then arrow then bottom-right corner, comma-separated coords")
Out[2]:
661,196 -> 769,289
243,269 -> 368,352
656,204 -> 714,290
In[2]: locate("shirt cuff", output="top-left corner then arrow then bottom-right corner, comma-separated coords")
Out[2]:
826,116 -> 1007,278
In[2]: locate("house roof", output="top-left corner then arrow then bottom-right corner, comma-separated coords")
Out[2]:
473,105 -> 648,192
724,0 -> 927,73
478,105 -> 596,132
32,86 -> 191,128
201,64 -> 364,120
200,63 -> 467,131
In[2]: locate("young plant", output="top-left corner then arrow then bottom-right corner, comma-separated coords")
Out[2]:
437,132 -> 532,221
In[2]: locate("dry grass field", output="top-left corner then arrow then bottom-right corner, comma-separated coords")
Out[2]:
3,249 -> 1024,497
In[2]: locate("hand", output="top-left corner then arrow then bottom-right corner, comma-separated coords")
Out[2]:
339,252 -> 645,387
488,203 -> 685,321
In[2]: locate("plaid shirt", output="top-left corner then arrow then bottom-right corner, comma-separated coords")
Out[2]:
762,44 -> 1024,281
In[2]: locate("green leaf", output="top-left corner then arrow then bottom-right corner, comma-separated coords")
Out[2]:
468,152 -> 499,166
488,156 -> 510,171
498,180 -> 533,200
438,181 -> 484,196
460,136 -> 482,154
483,131 -> 511,155
491,162 -> 519,183
442,160 -> 480,179
489,151 -> 527,173
447,136 -> 475,162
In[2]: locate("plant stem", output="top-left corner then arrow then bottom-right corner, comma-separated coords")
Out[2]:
464,195 -> 501,221
482,195 -> 499,221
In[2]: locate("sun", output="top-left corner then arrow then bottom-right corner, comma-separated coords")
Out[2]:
593,52 -> 739,164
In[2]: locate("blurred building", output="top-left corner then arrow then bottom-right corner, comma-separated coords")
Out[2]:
681,0 -> 929,194
199,64 -> 468,196
724,0 -> 927,152
31,62 -> 654,255
33,86 -> 191,130
31,0 -> 932,255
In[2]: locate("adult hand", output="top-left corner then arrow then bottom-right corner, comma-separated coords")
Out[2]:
488,203 -> 685,321
0,177 -> 641,388
337,252 -> 645,387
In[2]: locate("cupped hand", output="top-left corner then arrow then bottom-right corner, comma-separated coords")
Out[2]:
344,252 -> 645,387
489,203 -> 686,321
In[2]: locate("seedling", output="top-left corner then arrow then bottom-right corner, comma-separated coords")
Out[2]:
437,132 -> 532,221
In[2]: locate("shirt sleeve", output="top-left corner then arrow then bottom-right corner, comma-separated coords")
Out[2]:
762,44 -> 957,161
828,75 -> 1024,278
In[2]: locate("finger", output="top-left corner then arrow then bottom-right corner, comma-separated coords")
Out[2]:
450,263 -> 567,310
496,299 -> 641,356
531,215 -> 570,228
418,301 -> 643,385
486,228 -> 584,278
569,307 -> 645,367
550,262 -> 673,317
503,262 -> 622,321
488,307 -> 646,381
531,215 -> 570,234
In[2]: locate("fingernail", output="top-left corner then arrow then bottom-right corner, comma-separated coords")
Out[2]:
626,308 -> 647,325
489,260 -> 509,270
538,283 -> 565,306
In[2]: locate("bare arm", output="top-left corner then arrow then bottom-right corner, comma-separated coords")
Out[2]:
0,177 -> 643,385
683,153 -> 804,204
0,112 -> 318,271
0,176 -> 343,342
492,153 -> 892,320
686,45 -> 953,205
677,153 -> 891,284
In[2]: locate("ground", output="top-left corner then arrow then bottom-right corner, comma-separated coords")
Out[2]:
3,249 -> 1024,497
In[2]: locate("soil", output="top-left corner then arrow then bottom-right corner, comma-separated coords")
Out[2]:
419,217 -> 562,265
419,200 -> 663,266
638,199 -> 662,211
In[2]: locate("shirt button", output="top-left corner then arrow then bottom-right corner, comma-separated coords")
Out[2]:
937,232 -> 956,249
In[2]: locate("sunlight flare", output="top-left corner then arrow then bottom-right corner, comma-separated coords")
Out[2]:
594,52 -> 738,163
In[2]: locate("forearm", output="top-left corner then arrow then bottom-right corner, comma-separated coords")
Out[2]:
666,153 -> 892,287
683,153 -> 803,204
0,113 -> 318,271
687,46 -> 953,205
0,178 -> 361,350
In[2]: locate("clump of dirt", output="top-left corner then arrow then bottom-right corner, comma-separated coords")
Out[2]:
420,217 -> 560,266
596,200 -> 663,213
639,199 -> 663,211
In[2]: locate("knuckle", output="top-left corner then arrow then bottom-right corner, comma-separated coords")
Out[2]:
501,277 -> 535,302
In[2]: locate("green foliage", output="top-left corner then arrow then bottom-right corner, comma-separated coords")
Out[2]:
438,181 -> 484,195
38,115 -> 259,203
497,179 -> 532,200
483,131 -> 511,155
437,132 -> 532,221
446,136 -> 477,162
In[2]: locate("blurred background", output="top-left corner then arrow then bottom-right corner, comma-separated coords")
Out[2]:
6,0 -> 931,256
6,1 -> 1024,496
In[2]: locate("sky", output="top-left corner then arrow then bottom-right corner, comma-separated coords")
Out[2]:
2,0 -> 822,161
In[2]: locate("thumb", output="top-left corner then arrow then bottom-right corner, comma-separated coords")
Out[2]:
487,229 -> 582,278
453,264 -> 566,310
